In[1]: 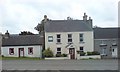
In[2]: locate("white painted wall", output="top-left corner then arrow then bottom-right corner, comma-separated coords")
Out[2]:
45,31 -> 94,59
1,45 -> 42,58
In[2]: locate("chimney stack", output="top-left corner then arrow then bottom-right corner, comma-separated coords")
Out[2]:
88,17 -> 93,28
83,13 -> 88,21
43,15 -> 48,22
4,30 -> 10,39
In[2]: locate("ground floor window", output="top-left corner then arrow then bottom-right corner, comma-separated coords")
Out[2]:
9,48 -> 14,55
28,47 -> 33,55
101,48 -> 107,55
80,47 -> 84,52
57,47 -> 61,54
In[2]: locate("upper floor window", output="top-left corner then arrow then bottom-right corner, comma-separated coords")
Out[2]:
68,34 -> 72,43
48,36 -> 53,42
79,34 -> 84,42
57,34 -> 61,43
9,48 -> 14,55
28,47 -> 33,55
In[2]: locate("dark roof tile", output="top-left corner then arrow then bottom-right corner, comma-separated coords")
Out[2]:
44,20 -> 92,32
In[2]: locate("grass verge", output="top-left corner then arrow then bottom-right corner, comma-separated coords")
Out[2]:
1,56 -> 43,60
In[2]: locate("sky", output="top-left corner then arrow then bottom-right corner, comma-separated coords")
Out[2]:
0,0 -> 119,34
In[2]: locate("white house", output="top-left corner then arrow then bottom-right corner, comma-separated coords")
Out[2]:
1,31 -> 43,58
44,13 -> 94,59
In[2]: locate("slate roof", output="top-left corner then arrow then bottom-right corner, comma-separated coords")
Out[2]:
2,34 -> 43,46
93,28 -> 118,39
44,20 -> 93,32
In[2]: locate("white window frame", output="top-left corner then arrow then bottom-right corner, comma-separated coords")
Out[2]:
68,34 -> 72,43
48,36 -> 53,42
79,33 -> 84,42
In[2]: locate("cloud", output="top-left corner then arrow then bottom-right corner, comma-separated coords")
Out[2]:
0,0 -> 119,34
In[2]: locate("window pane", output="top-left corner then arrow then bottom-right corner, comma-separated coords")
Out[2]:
57,52 -> 61,54
68,34 -> 72,38
68,39 -> 72,42
57,34 -> 61,38
28,48 -> 33,54
57,48 -> 61,51
9,48 -> 14,55
48,36 -> 53,42
80,34 -> 83,37
80,47 -> 83,50
57,39 -> 61,43
80,39 -> 83,42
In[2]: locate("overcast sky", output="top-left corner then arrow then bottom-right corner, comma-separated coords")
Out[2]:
0,0 -> 119,34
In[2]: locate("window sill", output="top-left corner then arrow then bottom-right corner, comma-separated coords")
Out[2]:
56,43 -> 62,44
79,42 -> 85,44
67,42 -> 73,44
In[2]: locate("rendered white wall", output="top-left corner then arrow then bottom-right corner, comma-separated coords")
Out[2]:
45,31 -> 94,58
1,45 -> 42,57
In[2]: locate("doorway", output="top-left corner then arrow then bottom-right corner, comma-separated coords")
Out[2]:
19,48 -> 24,57
69,48 -> 75,59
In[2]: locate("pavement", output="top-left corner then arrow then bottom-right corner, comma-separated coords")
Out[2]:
1,59 -> 118,70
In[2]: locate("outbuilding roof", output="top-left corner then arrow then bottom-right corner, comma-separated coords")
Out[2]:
2,34 -> 43,46
94,28 -> 118,39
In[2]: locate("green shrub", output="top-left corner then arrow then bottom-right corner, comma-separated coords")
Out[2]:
56,54 -> 61,57
87,52 -> 93,55
61,54 -> 67,57
92,51 -> 100,55
87,51 -> 100,55
43,48 -> 54,57
80,52 -> 86,56
56,54 -> 67,57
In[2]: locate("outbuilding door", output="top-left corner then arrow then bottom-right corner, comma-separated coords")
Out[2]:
19,48 -> 24,57
112,48 -> 117,58
69,48 -> 75,59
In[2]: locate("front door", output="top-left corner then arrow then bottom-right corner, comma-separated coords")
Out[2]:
112,48 -> 117,58
69,48 -> 75,59
19,48 -> 24,57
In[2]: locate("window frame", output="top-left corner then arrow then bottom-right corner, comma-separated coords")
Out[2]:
48,36 -> 53,42
101,48 -> 107,55
80,47 -> 84,52
68,34 -> 72,43
56,34 -> 61,43
57,47 -> 61,54
28,47 -> 33,55
79,33 -> 84,42
9,48 -> 14,55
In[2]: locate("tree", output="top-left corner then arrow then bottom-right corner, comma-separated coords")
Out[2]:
19,31 -> 34,35
34,15 -> 49,58
34,15 -> 49,34
43,48 -> 54,57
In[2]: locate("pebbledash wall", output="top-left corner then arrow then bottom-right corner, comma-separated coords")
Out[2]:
45,31 -> 94,59
1,45 -> 42,57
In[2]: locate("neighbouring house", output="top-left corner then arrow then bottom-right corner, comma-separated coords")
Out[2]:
44,13 -> 94,59
94,28 -> 118,59
0,33 -> 2,55
1,31 -> 43,58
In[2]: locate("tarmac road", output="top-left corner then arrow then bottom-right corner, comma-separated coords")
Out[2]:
1,59 -> 118,70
